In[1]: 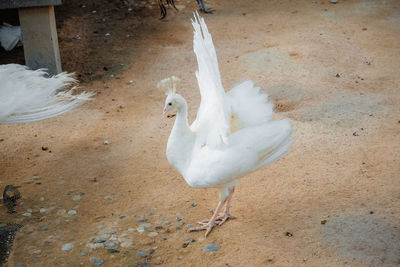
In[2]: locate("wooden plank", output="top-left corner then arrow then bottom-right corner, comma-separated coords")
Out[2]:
18,6 -> 62,74
0,0 -> 62,9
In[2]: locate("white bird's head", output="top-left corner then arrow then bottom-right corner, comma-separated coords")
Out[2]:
158,76 -> 185,118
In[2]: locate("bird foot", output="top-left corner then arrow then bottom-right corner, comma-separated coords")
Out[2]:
189,212 -> 236,236
188,221 -> 217,237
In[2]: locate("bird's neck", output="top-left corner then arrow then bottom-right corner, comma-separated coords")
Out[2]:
167,99 -> 194,175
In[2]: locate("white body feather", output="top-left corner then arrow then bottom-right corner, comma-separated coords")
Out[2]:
0,64 -> 92,124
166,14 -> 294,198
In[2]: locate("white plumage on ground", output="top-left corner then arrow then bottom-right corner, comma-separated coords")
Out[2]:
0,64 -> 92,124
162,13 -> 294,236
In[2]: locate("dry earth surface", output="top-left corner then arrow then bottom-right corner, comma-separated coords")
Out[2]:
1,0 -> 400,266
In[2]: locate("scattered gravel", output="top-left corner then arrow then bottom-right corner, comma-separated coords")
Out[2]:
90,257 -> 104,266
104,241 -> 115,248
204,244 -> 220,252
107,248 -> 120,253
68,210 -> 77,215
62,243 -> 73,251
136,251 -> 147,258
121,241 -> 133,248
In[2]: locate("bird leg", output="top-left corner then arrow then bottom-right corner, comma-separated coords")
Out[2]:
196,0 -> 215,13
188,186 -> 236,236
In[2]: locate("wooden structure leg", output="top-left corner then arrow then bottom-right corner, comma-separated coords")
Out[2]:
18,6 -> 61,75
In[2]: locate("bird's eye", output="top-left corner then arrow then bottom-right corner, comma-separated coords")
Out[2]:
168,102 -> 172,106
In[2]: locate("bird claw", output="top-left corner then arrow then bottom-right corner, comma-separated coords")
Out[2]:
188,223 -> 215,237
199,7 -> 215,13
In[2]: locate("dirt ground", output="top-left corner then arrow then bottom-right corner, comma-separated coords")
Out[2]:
1,0 -> 400,266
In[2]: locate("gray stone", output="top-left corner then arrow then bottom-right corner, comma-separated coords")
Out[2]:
191,203 -> 197,207
40,208 -> 47,213
162,221 -> 171,226
62,243 -> 73,251
147,248 -> 155,254
90,257 -> 104,266
41,226 -> 48,231
25,180 -> 34,184
176,226 -> 182,230
176,217 -> 182,222
203,244 -> 220,252
186,238 -> 195,243
121,241 -> 133,248
15,264 -> 24,267
136,251 -> 147,258
73,195 -> 81,201
104,241 -> 115,248
107,248 -> 120,253
147,211 -> 154,216
137,218 -> 147,222
93,237 -> 107,243
104,195 -> 113,200
22,212 -> 32,217
80,251 -> 88,256
68,210 -> 77,215
140,223 -> 151,228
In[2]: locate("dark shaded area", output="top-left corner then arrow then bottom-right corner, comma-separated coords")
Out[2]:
3,185 -> 21,214
0,223 -> 22,267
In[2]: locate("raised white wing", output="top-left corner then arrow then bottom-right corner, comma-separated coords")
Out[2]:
0,64 -> 92,124
190,13 -> 231,148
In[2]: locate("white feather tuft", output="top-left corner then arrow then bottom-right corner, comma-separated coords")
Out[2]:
157,76 -> 180,95
0,64 -> 93,124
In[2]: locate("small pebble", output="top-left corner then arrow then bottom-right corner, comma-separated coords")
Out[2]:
204,244 -> 220,252
285,232 -> 293,237
104,195 -> 113,200
91,10 -> 97,14
176,217 -> 182,222
147,211 -> 154,216
39,197 -> 45,201
191,203 -> 197,207
162,221 -> 170,226
107,248 -> 120,253
366,61 -> 371,65
104,241 -> 115,248
81,251 -> 88,256
147,248 -> 155,254
104,140 -> 110,145
22,212 -> 31,217
120,216 -> 126,219
25,180 -> 33,184
121,241 -> 133,248
39,208 -> 47,213
336,73 -> 340,78
90,257 -> 104,266
137,218 -> 147,222
33,175 -> 40,180
93,237 -> 107,243
73,195 -> 81,201
62,243 -> 73,251
41,226 -> 48,231
186,238 -> 195,243
137,226 -> 145,232
109,230 -> 116,235
68,210 -> 77,215
163,237 -> 167,240
321,220 -> 327,225
129,80 -> 134,84
140,223 -> 151,228
330,0 -> 337,3
105,33 -> 111,37
136,251 -> 147,258
15,264 -> 24,267
209,208 -> 215,213
186,224 -> 193,228
176,226 -> 182,230
148,232 -> 158,237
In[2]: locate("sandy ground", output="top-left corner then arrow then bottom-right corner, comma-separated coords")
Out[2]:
1,0 -> 400,266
